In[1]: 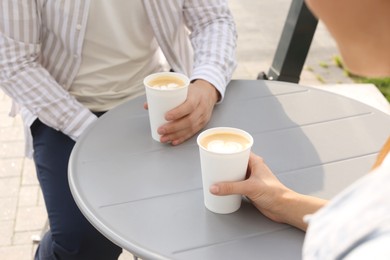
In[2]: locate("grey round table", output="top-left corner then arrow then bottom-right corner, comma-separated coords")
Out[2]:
69,80 -> 390,260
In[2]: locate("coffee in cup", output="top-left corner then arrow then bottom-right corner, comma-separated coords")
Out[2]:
147,75 -> 186,90
199,132 -> 252,154
197,127 -> 253,214
144,72 -> 190,142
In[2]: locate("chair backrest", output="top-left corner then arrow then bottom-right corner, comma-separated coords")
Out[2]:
263,0 -> 318,83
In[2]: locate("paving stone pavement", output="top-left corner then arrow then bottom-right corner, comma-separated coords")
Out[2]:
0,1 -> 385,259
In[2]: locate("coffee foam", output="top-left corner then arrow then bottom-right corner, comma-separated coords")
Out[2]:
206,140 -> 245,153
152,83 -> 181,90
200,132 -> 251,154
147,75 -> 186,90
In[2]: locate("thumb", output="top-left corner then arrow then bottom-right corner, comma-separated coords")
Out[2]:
209,181 -> 247,196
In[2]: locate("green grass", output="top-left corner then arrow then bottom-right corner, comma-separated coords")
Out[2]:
354,77 -> 390,102
319,61 -> 329,69
333,55 -> 344,69
316,75 -> 325,83
332,55 -> 390,102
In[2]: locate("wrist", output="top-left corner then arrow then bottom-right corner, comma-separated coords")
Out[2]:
273,190 -> 327,231
264,188 -> 299,224
192,79 -> 220,104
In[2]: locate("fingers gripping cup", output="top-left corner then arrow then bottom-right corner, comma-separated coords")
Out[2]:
197,127 -> 253,214
144,72 -> 190,142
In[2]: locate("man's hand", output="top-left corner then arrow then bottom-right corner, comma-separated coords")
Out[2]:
155,79 -> 219,145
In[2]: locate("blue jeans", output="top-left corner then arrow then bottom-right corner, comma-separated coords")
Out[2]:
32,116 -> 122,260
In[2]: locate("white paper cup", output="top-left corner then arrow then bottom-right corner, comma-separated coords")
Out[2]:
144,72 -> 190,142
197,127 -> 253,214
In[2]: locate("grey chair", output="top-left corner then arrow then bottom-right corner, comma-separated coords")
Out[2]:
259,0 -> 318,83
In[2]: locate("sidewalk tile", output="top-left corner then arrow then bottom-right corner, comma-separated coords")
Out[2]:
0,142 -> 25,158
0,158 -> 23,178
0,127 -> 24,142
13,230 -> 41,246
0,178 -> 19,198
15,206 -> 47,232
0,114 -> 15,128
0,220 -> 13,246
0,245 -> 33,260
21,159 -> 38,186
18,186 -> 40,207
0,197 -> 18,221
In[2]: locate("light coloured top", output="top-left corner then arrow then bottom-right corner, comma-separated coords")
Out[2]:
303,150 -> 390,259
70,0 -> 163,111
0,0 -> 237,157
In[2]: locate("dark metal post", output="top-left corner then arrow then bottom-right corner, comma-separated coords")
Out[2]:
266,0 -> 318,83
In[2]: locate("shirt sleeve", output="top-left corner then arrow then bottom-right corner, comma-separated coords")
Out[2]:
183,0 -> 237,102
0,1 -> 96,140
344,234 -> 390,260
303,158 -> 390,260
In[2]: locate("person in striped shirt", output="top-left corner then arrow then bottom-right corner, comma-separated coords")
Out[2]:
0,1 -> 237,259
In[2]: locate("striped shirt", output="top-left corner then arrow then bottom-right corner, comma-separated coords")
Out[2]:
303,138 -> 390,259
0,0 -> 237,157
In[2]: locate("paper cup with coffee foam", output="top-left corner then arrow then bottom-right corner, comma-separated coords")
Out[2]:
144,72 -> 190,142
197,127 -> 253,214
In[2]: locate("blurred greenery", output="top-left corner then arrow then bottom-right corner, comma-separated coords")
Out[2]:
354,77 -> 390,102
332,55 -> 390,102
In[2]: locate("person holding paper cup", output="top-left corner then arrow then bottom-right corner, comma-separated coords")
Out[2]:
211,143 -> 390,258
197,127 -> 253,214
144,72 -> 190,142
0,1 -> 237,259
211,0 -> 390,258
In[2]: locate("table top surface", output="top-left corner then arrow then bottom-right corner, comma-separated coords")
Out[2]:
69,80 -> 390,260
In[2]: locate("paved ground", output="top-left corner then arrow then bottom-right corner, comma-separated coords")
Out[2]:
0,1 -> 383,259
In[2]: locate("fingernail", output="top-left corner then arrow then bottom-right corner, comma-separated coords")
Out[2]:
210,185 -> 219,194
172,139 -> 180,146
158,128 -> 166,135
160,137 -> 169,143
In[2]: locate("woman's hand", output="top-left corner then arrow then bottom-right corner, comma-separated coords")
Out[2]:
210,153 -> 327,231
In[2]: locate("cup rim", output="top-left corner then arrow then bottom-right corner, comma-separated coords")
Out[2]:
144,72 -> 190,91
197,127 -> 254,154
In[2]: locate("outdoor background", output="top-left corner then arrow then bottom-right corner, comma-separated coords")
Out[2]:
0,1 -> 387,259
